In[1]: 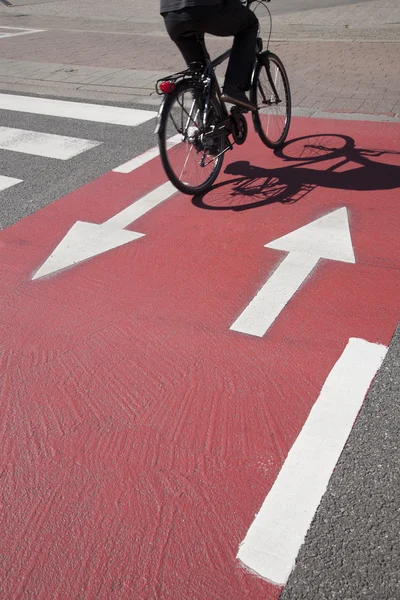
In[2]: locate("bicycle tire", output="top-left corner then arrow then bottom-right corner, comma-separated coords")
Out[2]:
158,79 -> 225,196
251,51 -> 291,149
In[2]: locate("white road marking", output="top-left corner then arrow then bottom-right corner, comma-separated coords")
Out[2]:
231,208 -> 355,337
237,337 -> 388,586
32,182 -> 177,280
0,175 -> 22,192
0,93 -> 157,127
105,181 -> 175,229
0,127 -> 101,160
32,223 -> 144,280
0,27 -> 45,39
113,134 -> 182,173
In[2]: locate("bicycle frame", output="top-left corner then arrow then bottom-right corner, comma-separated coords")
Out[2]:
206,46 -> 231,123
253,50 -> 282,106
196,23 -> 282,116
154,43 -> 230,142
155,31 -> 282,143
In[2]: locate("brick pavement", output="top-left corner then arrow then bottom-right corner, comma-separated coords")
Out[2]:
0,0 -> 399,116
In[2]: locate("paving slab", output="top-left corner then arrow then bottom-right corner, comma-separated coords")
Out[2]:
0,0 -> 399,113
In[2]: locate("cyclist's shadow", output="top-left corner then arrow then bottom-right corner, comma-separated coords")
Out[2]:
192,133 -> 400,211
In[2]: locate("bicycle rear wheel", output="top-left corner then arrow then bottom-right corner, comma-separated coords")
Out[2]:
158,80 -> 225,196
251,51 -> 291,149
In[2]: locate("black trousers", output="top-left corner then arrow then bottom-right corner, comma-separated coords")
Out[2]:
163,0 -> 259,91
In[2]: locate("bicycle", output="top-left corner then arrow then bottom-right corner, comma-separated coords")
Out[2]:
155,0 -> 291,196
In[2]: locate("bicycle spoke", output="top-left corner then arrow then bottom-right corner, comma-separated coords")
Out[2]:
252,53 -> 291,149
179,142 -> 195,182
159,82 -> 224,194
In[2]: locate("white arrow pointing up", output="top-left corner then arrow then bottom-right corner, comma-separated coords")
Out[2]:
230,207 -> 355,337
32,181 -> 177,280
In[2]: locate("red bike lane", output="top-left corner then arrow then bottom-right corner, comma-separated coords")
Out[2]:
0,117 -> 399,599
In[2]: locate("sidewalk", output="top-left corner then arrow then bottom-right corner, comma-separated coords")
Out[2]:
0,0 -> 399,117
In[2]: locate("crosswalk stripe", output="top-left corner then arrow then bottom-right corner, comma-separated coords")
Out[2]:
0,127 -> 101,160
0,93 -> 157,127
0,175 -> 23,192
113,134 -> 182,173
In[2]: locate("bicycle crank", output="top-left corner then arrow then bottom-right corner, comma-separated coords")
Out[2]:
230,108 -> 248,146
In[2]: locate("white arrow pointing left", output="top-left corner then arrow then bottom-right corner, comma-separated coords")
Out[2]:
32,181 -> 177,280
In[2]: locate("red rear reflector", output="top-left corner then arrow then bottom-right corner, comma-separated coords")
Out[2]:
160,81 -> 175,94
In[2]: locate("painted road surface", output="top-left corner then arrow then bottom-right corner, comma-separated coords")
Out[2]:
0,117 -> 399,599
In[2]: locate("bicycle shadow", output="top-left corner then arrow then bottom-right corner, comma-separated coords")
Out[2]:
192,133 -> 400,211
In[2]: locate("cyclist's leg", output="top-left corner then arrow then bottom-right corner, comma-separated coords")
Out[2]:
162,2 -> 257,111
205,0 -> 258,108
163,2 -> 258,94
163,11 -> 218,134
163,8 -> 207,68
163,9 -> 209,115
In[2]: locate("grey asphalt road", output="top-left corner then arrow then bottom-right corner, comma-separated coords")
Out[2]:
282,323 -> 400,600
0,100 -> 158,229
1,91 -> 399,599
260,13 -> 400,581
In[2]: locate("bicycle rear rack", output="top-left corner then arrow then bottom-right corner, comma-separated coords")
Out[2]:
155,63 -> 206,95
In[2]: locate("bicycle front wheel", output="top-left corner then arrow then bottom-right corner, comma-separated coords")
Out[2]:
158,80 -> 225,196
251,51 -> 291,149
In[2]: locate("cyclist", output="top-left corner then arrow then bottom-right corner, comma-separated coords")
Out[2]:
160,0 -> 258,112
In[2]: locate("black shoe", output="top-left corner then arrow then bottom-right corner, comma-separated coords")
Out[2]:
220,87 -> 256,112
